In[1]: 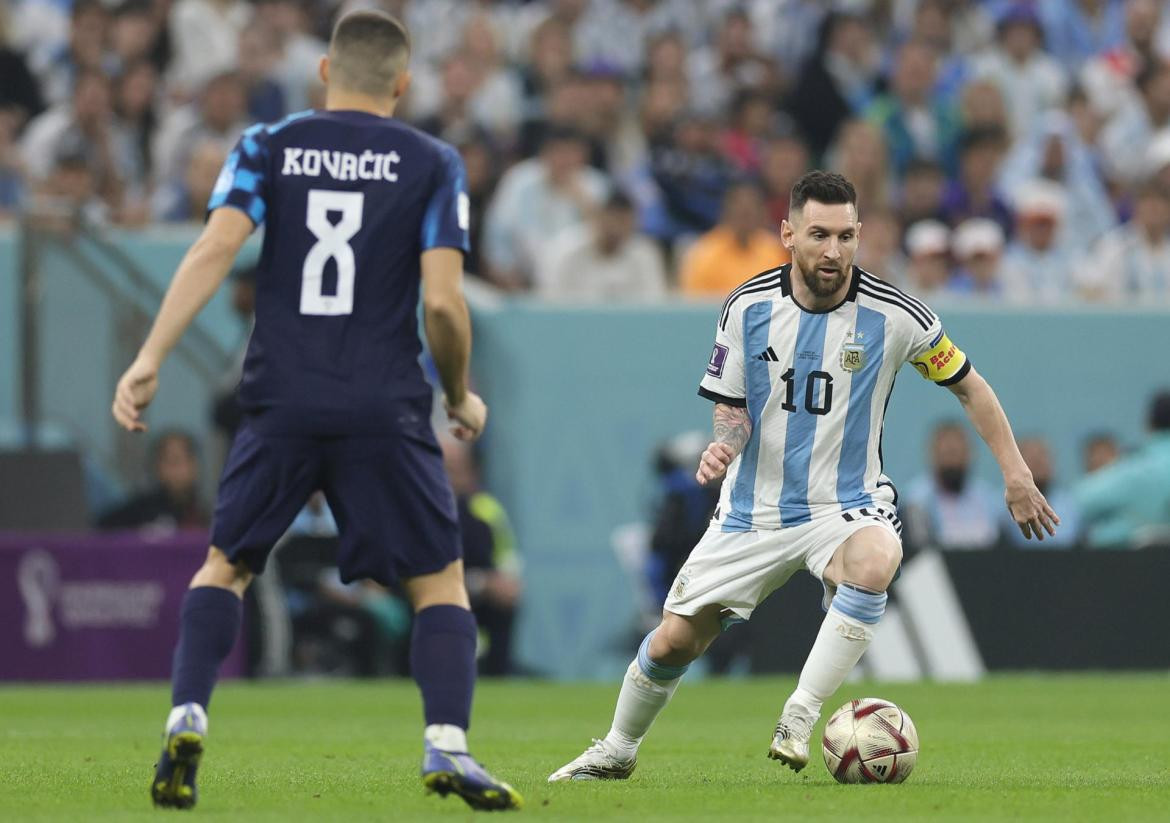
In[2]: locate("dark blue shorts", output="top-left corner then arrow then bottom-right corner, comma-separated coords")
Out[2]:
210,402 -> 460,586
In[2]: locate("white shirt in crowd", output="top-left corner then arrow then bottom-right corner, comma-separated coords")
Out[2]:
537,224 -> 667,301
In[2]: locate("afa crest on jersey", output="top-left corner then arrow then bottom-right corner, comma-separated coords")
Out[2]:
840,343 -> 865,372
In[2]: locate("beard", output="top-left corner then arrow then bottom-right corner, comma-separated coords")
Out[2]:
796,253 -> 851,297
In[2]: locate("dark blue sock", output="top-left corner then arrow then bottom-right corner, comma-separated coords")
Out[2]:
410,605 -> 477,730
171,586 -> 242,709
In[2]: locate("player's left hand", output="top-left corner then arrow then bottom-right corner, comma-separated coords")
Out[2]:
112,357 -> 160,432
1005,476 -> 1060,541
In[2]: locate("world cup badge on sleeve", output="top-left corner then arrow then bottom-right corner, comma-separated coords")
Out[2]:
841,343 -> 865,372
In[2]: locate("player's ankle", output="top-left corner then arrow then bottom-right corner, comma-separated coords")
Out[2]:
425,723 -> 468,753
602,730 -> 639,761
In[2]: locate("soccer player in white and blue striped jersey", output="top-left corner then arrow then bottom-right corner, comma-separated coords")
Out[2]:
550,171 -> 1059,782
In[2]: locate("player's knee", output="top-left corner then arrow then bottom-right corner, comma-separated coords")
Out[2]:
191,547 -> 253,593
650,617 -> 709,664
845,541 -> 901,591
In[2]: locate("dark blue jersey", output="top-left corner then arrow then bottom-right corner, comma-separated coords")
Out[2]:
208,109 -> 469,430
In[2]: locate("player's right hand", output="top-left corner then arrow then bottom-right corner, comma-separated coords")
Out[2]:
445,391 -> 487,442
696,442 -> 735,486
111,356 -> 160,433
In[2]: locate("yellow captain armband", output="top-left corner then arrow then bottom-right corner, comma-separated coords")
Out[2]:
910,331 -> 970,386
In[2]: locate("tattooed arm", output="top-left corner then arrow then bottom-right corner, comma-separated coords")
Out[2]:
696,403 -> 752,486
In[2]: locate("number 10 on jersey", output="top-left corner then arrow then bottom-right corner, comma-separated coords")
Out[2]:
301,189 -> 364,316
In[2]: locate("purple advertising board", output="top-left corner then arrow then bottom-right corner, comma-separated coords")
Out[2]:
0,530 -> 245,681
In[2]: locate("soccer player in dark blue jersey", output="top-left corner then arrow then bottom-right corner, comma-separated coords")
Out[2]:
111,10 -> 521,812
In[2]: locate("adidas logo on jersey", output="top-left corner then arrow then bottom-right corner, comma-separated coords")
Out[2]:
754,347 -> 780,362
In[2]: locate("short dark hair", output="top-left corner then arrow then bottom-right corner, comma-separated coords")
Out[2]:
790,170 -> 857,213
1150,390 -> 1170,431
329,10 -> 411,96
604,189 -> 634,211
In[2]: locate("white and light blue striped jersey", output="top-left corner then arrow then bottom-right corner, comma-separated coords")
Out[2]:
698,264 -> 970,531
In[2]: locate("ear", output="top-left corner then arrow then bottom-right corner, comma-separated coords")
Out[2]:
394,69 -> 412,100
780,218 -> 794,249
318,55 -> 329,86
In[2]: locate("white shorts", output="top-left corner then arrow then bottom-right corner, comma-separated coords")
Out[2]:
664,500 -> 902,621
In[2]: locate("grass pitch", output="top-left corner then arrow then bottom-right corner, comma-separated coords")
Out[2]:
1,675 -> 1167,821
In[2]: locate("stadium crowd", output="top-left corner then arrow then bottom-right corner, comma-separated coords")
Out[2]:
2,0 -> 1170,302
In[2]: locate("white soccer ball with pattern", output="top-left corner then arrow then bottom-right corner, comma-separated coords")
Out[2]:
822,698 -> 919,784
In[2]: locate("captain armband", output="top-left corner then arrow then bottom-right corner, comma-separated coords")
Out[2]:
910,332 -> 970,386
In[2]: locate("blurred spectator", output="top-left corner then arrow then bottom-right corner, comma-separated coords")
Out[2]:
949,218 -> 1007,297
456,11 -> 523,142
22,70 -> 135,216
1001,437 -> 1082,548
643,110 -> 732,251
457,138 -> 499,280
721,89 -> 777,174
942,126 -> 1013,234
516,16 -> 574,139
760,132 -> 811,226
1080,0 -> 1170,120
98,429 -> 209,530
1083,431 -> 1122,474
32,150 -> 102,221
824,118 -> 893,213
1079,181 -> 1170,301
0,110 -> 23,214
1000,110 -> 1117,249
254,0 -> 324,115
110,0 -> 164,72
483,125 -> 608,290
786,11 -> 879,161
167,0 -> 251,98
903,219 -> 952,297
1040,0 -> 1127,73
645,29 -> 688,87
971,3 -> 1068,139
440,436 -> 523,677
906,0 -> 969,101
899,159 -> 948,225
40,0 -> 112,107
957,77 -> 1012,135
578,64 -> 644,177
114,60 -> 160,188
1074,389 -> 1170,548
688,7 -> 782,117
904,420 -> 1001,551
866,39 -> 960,176
153,70 -> 248,201
1001,179 -> 1079,303
153,137 -> 227,222
238,21 -> 286,124
0,7 -> 46,129
854,208 -> 908,286
538,190 -> 666,300
575,0 -> 699,77
1100,58 -> 1170,186
678,180 -> 788,297
416,53 -> 495,147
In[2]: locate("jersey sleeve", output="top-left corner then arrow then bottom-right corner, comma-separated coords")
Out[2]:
207,124 -> 269,227
420,143 -> 471,253
697,303 -> 746,406
906,315 -> 971,386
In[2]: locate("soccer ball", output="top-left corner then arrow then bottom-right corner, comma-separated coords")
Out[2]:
822,698 -> 919,784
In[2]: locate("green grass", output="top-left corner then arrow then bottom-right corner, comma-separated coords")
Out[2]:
1,675 -> 1168,821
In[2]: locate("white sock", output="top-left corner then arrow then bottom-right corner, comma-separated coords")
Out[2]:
784,606 -> 876,722
165,703 -> 208,734
602,660 -> 682,760
425,723 -> 468,753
